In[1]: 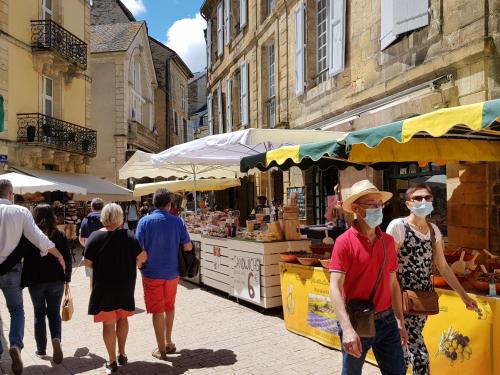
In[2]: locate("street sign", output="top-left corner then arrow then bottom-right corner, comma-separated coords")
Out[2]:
0,154 -> 7,162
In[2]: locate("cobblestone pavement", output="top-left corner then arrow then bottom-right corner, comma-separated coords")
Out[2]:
0,256 -> 380,375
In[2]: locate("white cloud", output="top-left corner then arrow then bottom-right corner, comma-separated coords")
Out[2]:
121,0 -> 146,16
166,13 -> 207,73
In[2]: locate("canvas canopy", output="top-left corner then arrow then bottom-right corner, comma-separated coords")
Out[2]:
133,178 -> 241,197
0,172 -> 86,195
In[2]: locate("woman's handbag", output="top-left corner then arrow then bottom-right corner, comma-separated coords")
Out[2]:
346,235 -> 387,338
61,282 -> 74,321
402,222 -> 440,316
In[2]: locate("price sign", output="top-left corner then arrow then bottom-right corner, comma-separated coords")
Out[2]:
233,255 -> 261,303
213,246 -> 221,271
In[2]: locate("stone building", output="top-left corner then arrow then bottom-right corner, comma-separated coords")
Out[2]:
0,0 -> 94,172
201,0 -> 500,250
189,70 -> 208,140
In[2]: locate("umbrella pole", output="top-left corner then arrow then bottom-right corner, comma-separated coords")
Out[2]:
193,167 -> 197,212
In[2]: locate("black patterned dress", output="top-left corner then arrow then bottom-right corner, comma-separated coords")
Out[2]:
397,222 -> 434,375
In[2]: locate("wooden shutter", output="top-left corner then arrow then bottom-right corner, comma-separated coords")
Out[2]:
240,61 -> 248,127
393,0 -> 429,35
217,83 -> 223,134
217,2 -> 224,57
294,2 -> 305,96
207,95 -> 213,135
207,20 -> 212,68
328,0 -> 346,76
380,0 -> 397,50
226,78 -> 233,132
224,0 -> 231,45
240,0 -> 247,28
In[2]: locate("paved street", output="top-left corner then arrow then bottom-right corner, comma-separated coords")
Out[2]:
0,256 -> 380,375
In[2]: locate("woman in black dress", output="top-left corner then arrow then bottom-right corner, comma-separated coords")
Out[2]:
84,203 -> 146,374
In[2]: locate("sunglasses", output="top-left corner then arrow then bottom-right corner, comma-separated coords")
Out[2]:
356,201 -> 385,209
411,195 -> 433,202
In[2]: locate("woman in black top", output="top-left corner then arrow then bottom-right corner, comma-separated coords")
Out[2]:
84,203 -> 146,374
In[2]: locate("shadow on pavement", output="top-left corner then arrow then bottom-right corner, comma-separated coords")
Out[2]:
23,349 -> 106,374
121,348 -> 237,375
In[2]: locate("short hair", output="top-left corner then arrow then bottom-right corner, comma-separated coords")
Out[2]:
153,188 -> 171,208
257,196 -> 267,202
0,179 -> 13,198
91,198 -> 104,211
100,203 -> 124,227
405,184 -> 433,201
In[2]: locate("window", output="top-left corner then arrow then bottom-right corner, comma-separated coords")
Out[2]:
41,0 -> 53,20
240,0 -> 247,28
328,0 -> 346,75
267,0 -> 276,17
217,83 -> 223,134
267,44 -> 276,128
131,60 -> 143,123
207,95 -> 213,135
316,0 -> 328,84
240,61 -> 248,127
42,75 -> 53,117
207,20 -> 212,68
181,85 -> 186,113
224,0 -> 231,45
295,2 -> 305,96
226,78 -> 232,132
234,70 -> 241,125
380,0 -> 429,50
171,75 -> 176,100
174,111 -> 178,135
183,119 -> 188,142
217,2 -> 224,57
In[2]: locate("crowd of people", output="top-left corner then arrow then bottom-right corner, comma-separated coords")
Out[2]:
0,180 -> 191,375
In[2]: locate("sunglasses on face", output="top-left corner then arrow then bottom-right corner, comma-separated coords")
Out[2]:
411,195 -> 433,202
356,201 -> 385,209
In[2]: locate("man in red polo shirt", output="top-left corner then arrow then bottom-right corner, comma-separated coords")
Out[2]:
329,180 -> 407,375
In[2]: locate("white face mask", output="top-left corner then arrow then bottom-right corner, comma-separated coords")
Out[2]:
410,201 -> 434,218
363,207 -> 384,228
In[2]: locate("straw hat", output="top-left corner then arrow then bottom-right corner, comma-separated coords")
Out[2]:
342,179 -> 392,213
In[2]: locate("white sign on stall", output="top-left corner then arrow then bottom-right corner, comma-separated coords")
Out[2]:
232,254 -> 261,303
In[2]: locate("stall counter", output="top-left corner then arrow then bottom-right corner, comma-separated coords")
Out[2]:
279,262 -> 500,375
189,231 -> 310,308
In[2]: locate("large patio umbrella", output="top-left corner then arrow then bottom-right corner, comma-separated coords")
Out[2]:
133,177 -> 241,197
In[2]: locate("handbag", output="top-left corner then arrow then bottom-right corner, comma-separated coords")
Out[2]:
402,221 -> 440,316
178,246 -> 200,278
61,282 -> 74,321
346,235 -> 387,338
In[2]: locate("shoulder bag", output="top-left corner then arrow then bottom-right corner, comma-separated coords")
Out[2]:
346,235 -> 387,338
178,245 -> 200,278
61,282 -> 74,321
402,222 -> 440,316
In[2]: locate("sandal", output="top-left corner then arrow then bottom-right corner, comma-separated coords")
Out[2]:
166,343 -> 176,354
152,349 -> 168,361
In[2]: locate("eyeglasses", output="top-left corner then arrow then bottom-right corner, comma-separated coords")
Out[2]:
411,195 -> 433,202
356,200 -> 385,209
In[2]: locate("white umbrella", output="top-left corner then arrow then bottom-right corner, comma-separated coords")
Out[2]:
0,172 -> 86,195
133,177 -> 241,197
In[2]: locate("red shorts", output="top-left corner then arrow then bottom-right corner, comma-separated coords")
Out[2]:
94,309 -> 134,323
142,276 -> 179,314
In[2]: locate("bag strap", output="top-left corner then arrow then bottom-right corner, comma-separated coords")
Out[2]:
95,230 -> 118,256
369,234 -> 387,302
64,282 -> 71,299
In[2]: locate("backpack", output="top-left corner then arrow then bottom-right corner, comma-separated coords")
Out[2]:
82,213 -> 103,238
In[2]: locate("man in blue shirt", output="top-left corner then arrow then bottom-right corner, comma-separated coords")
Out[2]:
135,189 -> 192,361
79,198 -> 104,247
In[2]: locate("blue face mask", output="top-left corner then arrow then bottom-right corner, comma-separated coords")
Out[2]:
363,208 -> 383,228
410,201 -> 434,218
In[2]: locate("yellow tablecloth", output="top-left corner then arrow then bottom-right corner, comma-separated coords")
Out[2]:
279,262 -> 500,375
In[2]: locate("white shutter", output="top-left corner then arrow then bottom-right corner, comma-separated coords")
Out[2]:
294,2 -> 305,96
217,83 -> 223,134
240,0 -> 247,28
207,20 -> 212,68
224,0 -> 231,45
226,78 -> 233,132
240,60 -> 248,127
328,0 -> 346,76
393,0 -> 429,35
207,95 -> 213,135
217,2 -> 224,57
380,0 -> 397,50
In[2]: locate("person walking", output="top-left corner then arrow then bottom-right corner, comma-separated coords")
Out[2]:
0,179 -> 66,375
126,200 -> 139,231
386,184 -> 478,375
84,203 -> 147,374
329,179 -> 407,375
135,189 -> 192,360
79,198 -> 104,247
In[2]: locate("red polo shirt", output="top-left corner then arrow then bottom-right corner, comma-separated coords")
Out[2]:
329,222 -> 398,313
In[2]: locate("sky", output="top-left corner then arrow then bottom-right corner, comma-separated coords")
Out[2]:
121,0 -> 207,73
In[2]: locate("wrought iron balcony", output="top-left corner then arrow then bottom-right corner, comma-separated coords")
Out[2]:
17,113 -> 96,156
31,20 -> 87,70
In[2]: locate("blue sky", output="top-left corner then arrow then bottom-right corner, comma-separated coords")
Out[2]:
122,0 -> 207,73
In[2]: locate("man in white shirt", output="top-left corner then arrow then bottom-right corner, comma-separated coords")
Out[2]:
0,179 -> 65,375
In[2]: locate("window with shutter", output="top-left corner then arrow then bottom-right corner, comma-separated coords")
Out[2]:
217,2 -> 224,57
226,78 -> 233,132
217,83 -> 223,134
393,0 -> 429,35
316,0 -> 328,84
207,20 -> 212,68
224,0 -> 231,45
207,95 -> 213,135
295,2 -> 305,96
328,0 -> 346,76
240,61 -> 248,127
42,76 -> 53,117
240,0 -> 247,28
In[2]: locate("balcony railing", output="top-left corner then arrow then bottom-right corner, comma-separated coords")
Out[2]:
31,20 -> 87,70
17,113 -> 96,156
